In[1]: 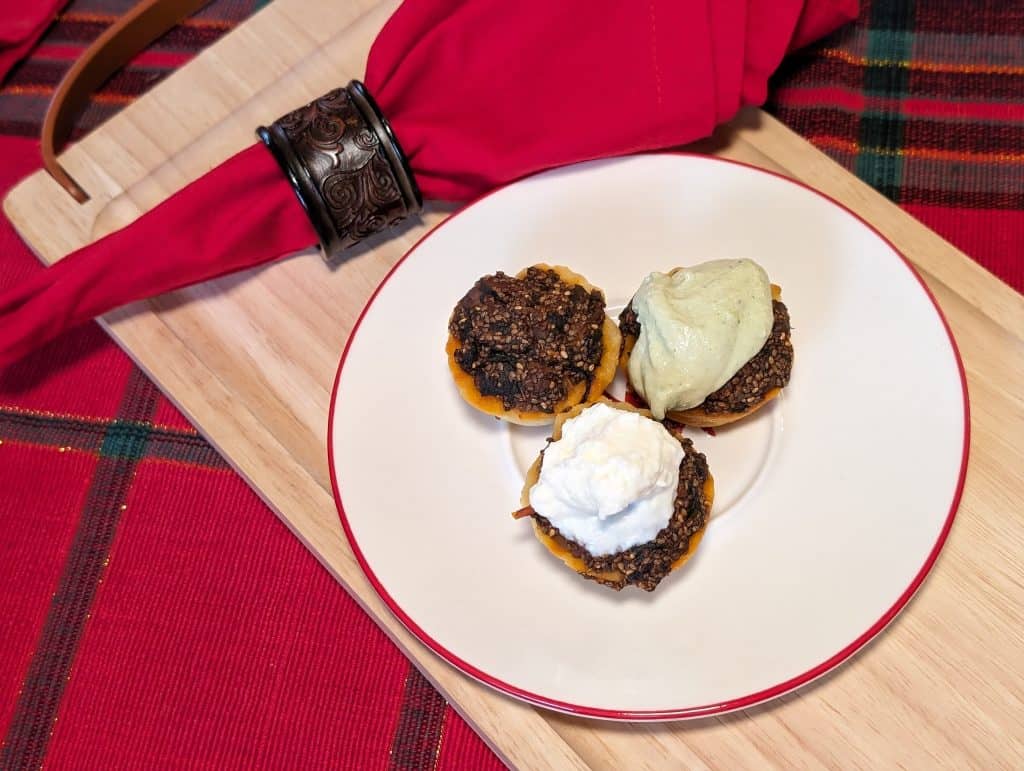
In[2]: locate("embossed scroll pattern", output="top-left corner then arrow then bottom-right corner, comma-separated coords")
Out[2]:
263,84 -> 420,257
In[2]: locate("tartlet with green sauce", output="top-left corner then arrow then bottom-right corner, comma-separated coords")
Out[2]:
618,260 -> 794,427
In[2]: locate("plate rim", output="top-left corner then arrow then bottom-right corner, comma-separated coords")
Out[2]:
327,152 -> 971,721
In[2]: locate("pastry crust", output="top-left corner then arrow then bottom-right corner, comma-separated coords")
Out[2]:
447,264 -> 621,425
619,279 -> 789,427
518,399 -> 714,588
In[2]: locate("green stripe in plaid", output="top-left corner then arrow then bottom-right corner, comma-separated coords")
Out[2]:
857,2 -> 917,201
1,370 -> 161,770
0,408 -> 229,468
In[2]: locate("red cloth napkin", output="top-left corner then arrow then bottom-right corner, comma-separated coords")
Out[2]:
0,145 -> 315,365
366,0 -> 856,200
0,0 -> 856,368
0,0 -> 67,81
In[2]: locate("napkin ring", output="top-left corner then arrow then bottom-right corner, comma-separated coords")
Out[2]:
257,80 -> 422,260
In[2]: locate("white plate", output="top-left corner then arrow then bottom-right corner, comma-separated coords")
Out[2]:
329,154 -> 968,720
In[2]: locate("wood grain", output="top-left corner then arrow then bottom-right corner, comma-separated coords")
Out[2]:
5,0 -> 1023,767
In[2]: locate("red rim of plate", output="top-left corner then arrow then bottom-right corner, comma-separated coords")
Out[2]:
327,152 -> 971,720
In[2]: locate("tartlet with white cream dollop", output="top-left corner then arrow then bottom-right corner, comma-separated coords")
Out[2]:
514,400 -> 714,592
618,259 -> 793,427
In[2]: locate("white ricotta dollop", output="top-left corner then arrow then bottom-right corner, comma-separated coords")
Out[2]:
528,402 -> 684,556
627,259 -> 774,419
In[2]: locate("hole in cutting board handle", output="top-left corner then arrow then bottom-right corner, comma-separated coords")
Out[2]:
41,0 -> 216,204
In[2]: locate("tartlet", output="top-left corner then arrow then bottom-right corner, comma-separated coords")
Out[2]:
619,275 -> 793,427
515,400 -> 714,592
447,264 -> 621,425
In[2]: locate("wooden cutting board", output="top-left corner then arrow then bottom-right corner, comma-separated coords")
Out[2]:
6,0 -> 1024,767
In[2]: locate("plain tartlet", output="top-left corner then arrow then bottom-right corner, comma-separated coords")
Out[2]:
516,400 -> 714,592
618,275 -> 793,427
446,264 -> 621,425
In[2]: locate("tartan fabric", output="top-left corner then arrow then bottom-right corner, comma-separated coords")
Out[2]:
0,0 -> 1020,769
0,3 -> 501,769
769,0 -> 1024,292
0,0 -> 260,137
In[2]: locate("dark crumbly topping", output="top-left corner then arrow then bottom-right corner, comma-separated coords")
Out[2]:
449,267 -> 607,412
700,300 -> 792,413
618,300 -> 793,414
533,430 -> 710,592
618,302 -> 640,343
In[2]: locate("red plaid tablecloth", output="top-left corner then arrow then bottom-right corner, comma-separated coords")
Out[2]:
1,1 -> 1021,768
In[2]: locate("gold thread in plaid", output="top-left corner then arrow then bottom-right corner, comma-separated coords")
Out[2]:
0,369 -> 161,770
388,666 -> 449,771
0,407 -> 229,469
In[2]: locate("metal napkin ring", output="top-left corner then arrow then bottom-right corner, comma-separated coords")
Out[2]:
257,80 -> 423,260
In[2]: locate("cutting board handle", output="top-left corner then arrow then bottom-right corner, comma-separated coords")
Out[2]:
41,0 -> 213,203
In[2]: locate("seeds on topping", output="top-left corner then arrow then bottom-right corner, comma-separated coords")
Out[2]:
449,267 -> 607,413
